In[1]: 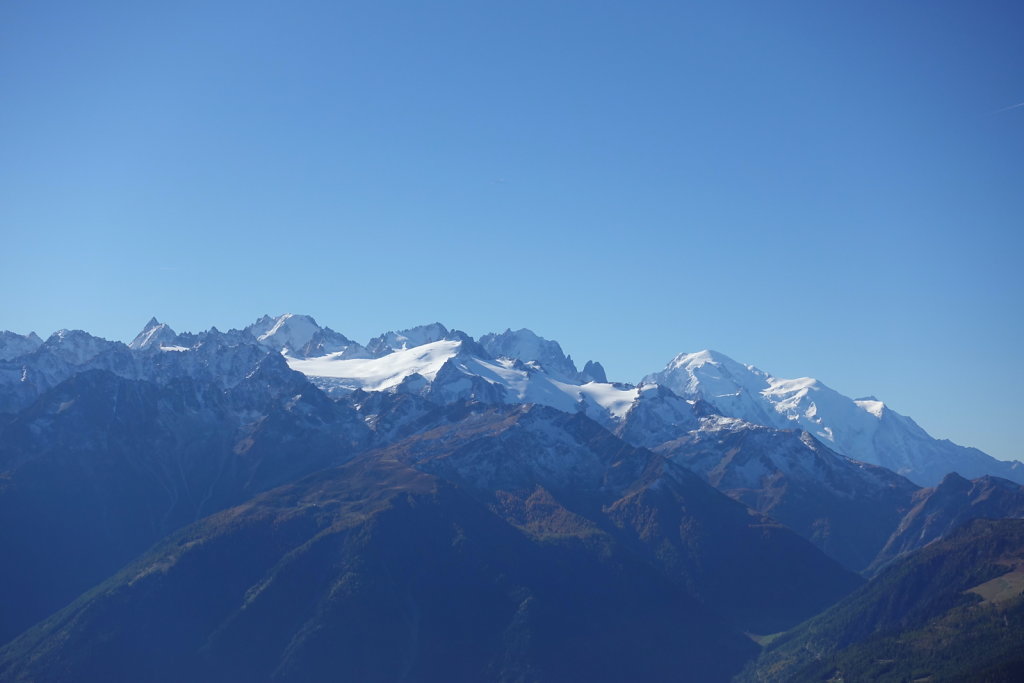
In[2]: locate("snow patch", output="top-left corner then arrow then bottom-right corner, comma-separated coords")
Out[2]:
287,340 -> 462,392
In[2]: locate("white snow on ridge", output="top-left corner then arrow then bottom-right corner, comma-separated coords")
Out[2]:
855,398 -> 885,418
128,319 -> 178,351
642,348 -> 1024,486
648,350 -> 889,448
287,340 -> 462,392
6,311 -> 1019,487
576,381 -> 639,419
256,314 -> 320,353
479,328 -> 580,381
286,339 -> 639,423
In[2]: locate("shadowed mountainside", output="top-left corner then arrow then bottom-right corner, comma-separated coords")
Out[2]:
0,406 -> 861,683
741,518 -> 1024,682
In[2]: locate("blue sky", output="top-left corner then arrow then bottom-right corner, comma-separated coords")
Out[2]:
2,1 -> 1022,461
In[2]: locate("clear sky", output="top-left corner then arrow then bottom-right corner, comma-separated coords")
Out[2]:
1,1 -> 1022,461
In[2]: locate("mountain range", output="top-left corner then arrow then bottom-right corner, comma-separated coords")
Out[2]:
0,313 -> 1022,680
9,312 -> 1009,485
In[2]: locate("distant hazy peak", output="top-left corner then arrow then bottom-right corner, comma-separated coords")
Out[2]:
248,313 -> 320,344
38,328 -> 120,365
0,330 -> 44,360
128,317 -> 179,350
44,329 -> 104,344
245,313 -> 365,359
367,322 -> 450,356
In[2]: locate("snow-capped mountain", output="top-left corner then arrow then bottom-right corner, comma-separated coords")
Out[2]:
128,317 -> 180,351
246,313 -> 368,359
644,350 -> 1023,486
0,331 -> 132,414
286,337 -> 640,428
4,312 -> 1023,682
613,383 -> 708,448
2,314 -> 1019,490
479,328 -> 589,383
287,325 -> 1021,489
1,320 -> 313,414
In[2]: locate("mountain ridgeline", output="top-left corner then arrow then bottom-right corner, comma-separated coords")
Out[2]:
0,313 -> 1021,681
741,518 -> 1024,682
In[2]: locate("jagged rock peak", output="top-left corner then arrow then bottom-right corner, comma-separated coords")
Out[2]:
247,313 -> 321,346
478,327 -> 580,381
367,322 -> 450,356
0,330 -> 44,360
243,314 -> 366,359
38,329 -> 120,365
443,329 -> 492,359
581,360 -> 607,383
128,317 -> 179,350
